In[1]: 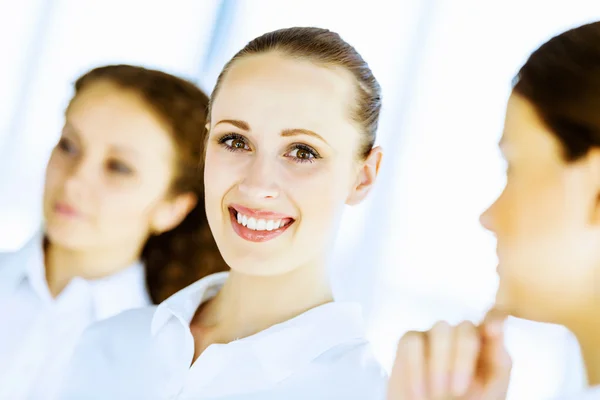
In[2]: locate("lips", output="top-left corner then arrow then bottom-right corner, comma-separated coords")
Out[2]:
228,204 -> 295,243
54,202 -> 80,218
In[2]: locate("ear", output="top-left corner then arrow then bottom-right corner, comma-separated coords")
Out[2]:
588,149 -> 600,226
346,146 -> 383,206
150,192 -> 198,235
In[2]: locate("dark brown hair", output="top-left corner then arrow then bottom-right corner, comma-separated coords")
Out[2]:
209,27 -> 382,159
73,64 -> 228,303
513,21 -> 600,161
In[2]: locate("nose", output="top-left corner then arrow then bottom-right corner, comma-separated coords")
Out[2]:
62,158 -> 93,200
238,155 -> 279,200
479,203 -> 495,232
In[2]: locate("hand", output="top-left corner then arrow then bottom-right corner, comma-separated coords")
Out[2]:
386,309 -> 511,400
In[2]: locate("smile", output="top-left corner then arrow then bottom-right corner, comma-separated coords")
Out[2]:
228,204 -> 295,243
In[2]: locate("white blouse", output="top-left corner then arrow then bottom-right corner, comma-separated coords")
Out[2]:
0,231 -> 151,400
58,272 -> 388,400
554,386 -> 600,399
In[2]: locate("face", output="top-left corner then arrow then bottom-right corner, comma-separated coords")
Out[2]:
480,93 -> 600,324
44,81 -> 193,254
205,52 -> 381,276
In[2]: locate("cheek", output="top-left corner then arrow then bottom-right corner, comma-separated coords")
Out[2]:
204,150 -> 238,211
495,168 -> 583,246
496,174 -> 594,300
95,181 -> 163,224
43,155 -> 65,198
287,163 -> 350,229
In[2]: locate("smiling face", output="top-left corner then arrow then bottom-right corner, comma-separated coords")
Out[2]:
43,81 -> 191,254
205,52 -> 381,276
480,93 -> 600,324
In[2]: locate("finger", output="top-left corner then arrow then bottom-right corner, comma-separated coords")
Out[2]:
450,321 -> 481,398
388,331 -> 427,400
480,308 -> 511,372
387,339 -> 409,400
482,307 -> 509,335
479,309 -> 512,399
427,321 -> 454,399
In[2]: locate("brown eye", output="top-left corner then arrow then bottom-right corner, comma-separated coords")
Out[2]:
286,144 -> 319,164
218,133 -> 250,152
296,148 -> 311,159
57,137 -> 77,155
231,138 -> 246,149
107,159 -> 133,174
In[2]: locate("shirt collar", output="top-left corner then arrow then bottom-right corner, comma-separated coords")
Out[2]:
1,230 -> 151,319
150,272 -> 368,385
86,261 -> 151,320
151,271 -> 228,335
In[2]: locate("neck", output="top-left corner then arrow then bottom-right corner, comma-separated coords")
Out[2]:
45,238 -> 142,297
193,260 -> 333,344
567,310 -> 600,386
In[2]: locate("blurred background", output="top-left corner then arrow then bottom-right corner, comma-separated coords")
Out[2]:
1,1 -> 599,398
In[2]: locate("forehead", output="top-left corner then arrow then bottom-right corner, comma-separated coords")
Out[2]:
501,93 -> 561,158
211,52 -> 358,134
66,82 -> 174,156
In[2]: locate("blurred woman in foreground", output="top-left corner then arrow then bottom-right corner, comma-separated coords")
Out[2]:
388,21 -> 600,400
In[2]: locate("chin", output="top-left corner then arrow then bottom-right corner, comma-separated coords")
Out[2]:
495,288 -> 563,325
221,249 -> 297,277
45,224 -> 90,250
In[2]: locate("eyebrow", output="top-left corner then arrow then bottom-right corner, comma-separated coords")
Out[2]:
215,119 -> 250,131
281,128 -> 328,144
215,119 -> 328,144
64,122 -> 140,158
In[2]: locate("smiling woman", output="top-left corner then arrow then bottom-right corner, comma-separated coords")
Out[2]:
58,27 -> 387,400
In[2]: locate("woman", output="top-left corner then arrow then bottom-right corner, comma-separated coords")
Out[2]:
0,65 -> 226,399
388,21 -> 600,400
58,27 -> 387,400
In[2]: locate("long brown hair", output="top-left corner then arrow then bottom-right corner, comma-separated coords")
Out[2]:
74,64 -> 228,303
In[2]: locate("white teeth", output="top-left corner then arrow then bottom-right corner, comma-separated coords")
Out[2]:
235,212 -> 288,231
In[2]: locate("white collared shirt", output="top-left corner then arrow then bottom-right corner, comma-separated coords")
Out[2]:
58,272 -> 387,400
555,386 -> 600,399
0,232 -> 151,400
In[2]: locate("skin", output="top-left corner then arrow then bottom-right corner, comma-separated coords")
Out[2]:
43,81 -> 194,297
190,51 -> 382,359
388,93 -> 600,399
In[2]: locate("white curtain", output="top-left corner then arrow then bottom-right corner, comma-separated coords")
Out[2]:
2,1 -> 600,398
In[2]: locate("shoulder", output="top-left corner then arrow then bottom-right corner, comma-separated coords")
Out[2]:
0,238 -> 28,268
553,386 -> 600,400
324,340 -> 388,397
57,307 -> 158,399
0,230 -> 43,265
72,306 -> 157,358
292,340 -> 388,400
0,234 -> 38,286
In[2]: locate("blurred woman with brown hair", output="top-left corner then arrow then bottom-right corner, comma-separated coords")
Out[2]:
0,64 -> 227,399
